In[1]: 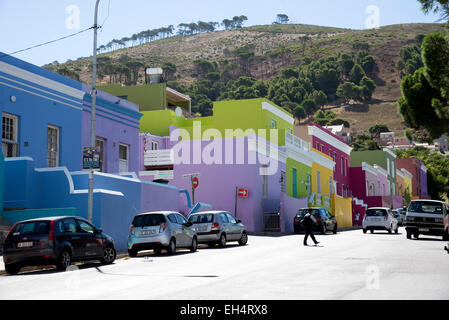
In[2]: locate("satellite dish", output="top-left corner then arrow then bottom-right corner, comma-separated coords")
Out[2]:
175,107 -> 183,117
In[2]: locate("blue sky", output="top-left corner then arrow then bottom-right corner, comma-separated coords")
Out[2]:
0,0 -> 442,66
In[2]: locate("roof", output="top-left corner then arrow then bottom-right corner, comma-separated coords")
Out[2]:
136,211 -> 180,216
189,211 -> 229,215
15,216 -> 81,223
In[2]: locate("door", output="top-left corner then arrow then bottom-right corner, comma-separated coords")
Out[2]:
225,212 -> 241,240
176,214 -> 192,246
59,218 -> 84,258
47,125 -> 59,167
76,219 -> 102,257
96,138 -> 106,172
292,168 -> 297,198
168,214 -> 184,245
217,212 -> 232,239
119,143 -> 129,172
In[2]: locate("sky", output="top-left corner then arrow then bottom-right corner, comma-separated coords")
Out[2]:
0,0 -> 443,66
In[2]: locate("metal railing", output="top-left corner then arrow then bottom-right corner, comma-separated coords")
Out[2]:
285,131 -> 310,153
263,213 -> 281,232
144,149 -> 174,167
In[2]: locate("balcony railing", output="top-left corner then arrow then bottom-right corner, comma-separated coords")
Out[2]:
144,149 -> 174,167
285,131 -> 310,153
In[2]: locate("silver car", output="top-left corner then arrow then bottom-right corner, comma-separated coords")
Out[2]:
127,211 -> 197,257
187,211 -> 248,247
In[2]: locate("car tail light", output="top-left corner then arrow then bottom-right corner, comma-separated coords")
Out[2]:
6,223 -> 17,239
384,216 -> 388,221
130,225 -> 135,235
316,217 -> 322,222
294,217 -> 299,223
159,223 -> 167,233
48,220 -> 55,241
211,222 -> 219,229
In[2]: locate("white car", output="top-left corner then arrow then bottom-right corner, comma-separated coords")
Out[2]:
363,207 -> 399,234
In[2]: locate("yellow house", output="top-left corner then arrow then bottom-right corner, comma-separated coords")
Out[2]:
396,168 -> 406,198
401,168 -> 413,204
309,148 -> 335,212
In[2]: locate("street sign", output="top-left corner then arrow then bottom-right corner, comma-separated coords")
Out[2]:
192,176 -> 199,189
83,147 -> 101,169
237,188 -> 248,198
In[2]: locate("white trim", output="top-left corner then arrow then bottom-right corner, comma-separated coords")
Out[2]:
0,61 -> 85,100
396,168 -> 405,179
285,147 -> 313,167
73,189 -> 124,196
362,162 -> 378,176
382,148 -> 397,159
4,156 -> 33,162
401,168 -> 413,179
36,167 -> 75,194
0,81 -> 82,111
261,101 -> 294,125
374,164 -> 388,177
310,149 -> 335,171
308,125 -> 352,155
71,170 -> 141,183
420,164 -> 427,173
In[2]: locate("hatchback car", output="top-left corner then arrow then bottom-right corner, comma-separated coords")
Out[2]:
392,209 -> 405,226
2,216 -> 116,275
187,211 -> 248,247
362,208 -> 398,234
127,211 -> 197,257
293,208 -> 338,235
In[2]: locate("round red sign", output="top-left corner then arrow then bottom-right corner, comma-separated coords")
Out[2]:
192,176 -> 199,189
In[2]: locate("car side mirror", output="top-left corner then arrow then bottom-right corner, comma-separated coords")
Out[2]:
183,222 -> 193,227
94,228 -> 103,235
236,219 -> 242,224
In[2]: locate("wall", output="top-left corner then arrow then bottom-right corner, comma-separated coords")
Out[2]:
0,53 -> 84,171
310,151 -> 333,212
397,158 -> 421,197
281,193 -> 308,233
0,150 -> 3,213
332,194 -> 353,228
285,157 -> 311,199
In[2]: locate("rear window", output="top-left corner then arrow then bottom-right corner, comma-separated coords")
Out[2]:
408,201 -> 444,214
132,214 -> 166,227
188,214 -> 214,224
10,221 -> 50,236
366,209 -> 388,216
297,209 -> 320,218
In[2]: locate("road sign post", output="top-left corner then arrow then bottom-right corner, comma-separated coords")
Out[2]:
235,187 -> 248,218
183,173 -> 200,206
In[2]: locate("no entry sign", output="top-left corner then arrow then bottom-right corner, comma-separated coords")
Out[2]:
237,188 -> 248,198
192,176 -> 199,189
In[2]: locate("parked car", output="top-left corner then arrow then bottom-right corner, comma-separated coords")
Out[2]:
362,207 -> 398,234
293,208 -> 338,235
2,216 -> 116,275
127,211 -> 197,257
187,211 -> 248,247
392,209 -> 405,226
405,200 -> 449,240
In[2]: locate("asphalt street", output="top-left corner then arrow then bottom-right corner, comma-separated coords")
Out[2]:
0,228 -> 448,300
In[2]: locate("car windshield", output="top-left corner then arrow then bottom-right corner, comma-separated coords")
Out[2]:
366,209 -> 387,216
133,214 -> 166,227
298,209 -> 320,218
408,201 -> 443,214
188,214 -> 214,224
10,221 -> 50,235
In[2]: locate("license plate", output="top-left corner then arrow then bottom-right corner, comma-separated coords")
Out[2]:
196,226 -> 207,232
18,242 -> 33,248
140,230 -> 155,236
419,228 -> 429,232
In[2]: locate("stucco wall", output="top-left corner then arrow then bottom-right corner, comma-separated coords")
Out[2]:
281,194 -> 308,233
332,194 -> 353,228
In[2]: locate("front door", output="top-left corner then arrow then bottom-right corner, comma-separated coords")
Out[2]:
292,168 -> 297,198
76,219 -> 102,257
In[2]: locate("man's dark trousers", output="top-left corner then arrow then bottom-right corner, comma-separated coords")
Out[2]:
304,225 -> 318,245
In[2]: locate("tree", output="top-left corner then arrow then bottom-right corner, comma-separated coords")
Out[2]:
293,105 -> 307,121
337,82 -> 362,103
351,133 -> 381,151
302,99 -> 318,115
418,0 -> 449,20
360,76 -> 376,101
349,64 -> 366,85
274,14 -> 289,24
369,124 -> 390,137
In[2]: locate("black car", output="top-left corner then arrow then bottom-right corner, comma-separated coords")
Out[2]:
2,216 -> 116,275
293,208 -> 338,235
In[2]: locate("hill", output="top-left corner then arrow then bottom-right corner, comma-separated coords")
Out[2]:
46,23 -> 446,135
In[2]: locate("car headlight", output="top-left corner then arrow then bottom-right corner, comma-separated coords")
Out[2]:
436,218 -> 443,223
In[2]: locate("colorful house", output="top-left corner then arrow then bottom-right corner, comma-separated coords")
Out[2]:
401,168 -> 413,204
396,158 -> 429,199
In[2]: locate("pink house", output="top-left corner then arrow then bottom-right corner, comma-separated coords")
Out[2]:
300,123 -> 353,197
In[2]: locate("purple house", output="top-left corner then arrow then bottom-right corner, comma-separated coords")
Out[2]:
81,85 -> 142,174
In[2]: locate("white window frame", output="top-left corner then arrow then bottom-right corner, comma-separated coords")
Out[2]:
47,125 -> 59,167
151,141 -> 158,150
119,143 -> 129,172
2,113 -> 19,158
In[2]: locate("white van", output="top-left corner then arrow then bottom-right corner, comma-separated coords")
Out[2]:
405,200 -> 449,240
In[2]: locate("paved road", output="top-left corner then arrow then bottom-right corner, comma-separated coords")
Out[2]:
1,228 -> 448,300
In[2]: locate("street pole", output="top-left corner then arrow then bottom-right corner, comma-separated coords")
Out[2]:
88,0 -> 100,223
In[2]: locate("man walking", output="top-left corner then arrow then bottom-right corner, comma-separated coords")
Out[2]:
301,208 -> 320,246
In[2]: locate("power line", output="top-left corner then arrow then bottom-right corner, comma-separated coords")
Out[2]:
0,26 -> 98,60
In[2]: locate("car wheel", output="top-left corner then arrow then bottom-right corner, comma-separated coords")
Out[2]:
154,248 -> 162,255
238,231 -> 248,246
190,237 -> 198,253
363,229 -> 367,234
5,263 -> 21,275
395,226 -> 399,234
100,246 -> 116,265
388,225 -> 392,234
56,249 -> 72,271
370,230 -> 374,234
333,225 -> 337,234
406,232 -> 412,239
167,238 -> 176,255
218,233 -> 227,248
413,233 -> 419,239
128,248 -> 138,257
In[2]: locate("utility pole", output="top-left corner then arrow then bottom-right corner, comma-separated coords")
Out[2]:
87,0 -> 101,223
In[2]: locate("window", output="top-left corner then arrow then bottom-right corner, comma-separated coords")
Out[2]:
175,214 -> 188,225
133,214 -> 166,227
387,159 -> 390,175
47,125 -> 59,167
218,213 -> 229,224
262,165 -> 268,199
270,119 -> 277,129
329,176 -> 333,194
2,113 -> 18,157
96,138 -> 106,172
77,220 -> 95,234
317,171 -> 321,194
62,218 -> 78,233
167,214 -> 178,224
151,141 -> 158,150
280,170 -> 286,193
341,157 -> 344,175
119,143 -> 129,172
344,158 -> 347,176
226,213 -> 237,224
